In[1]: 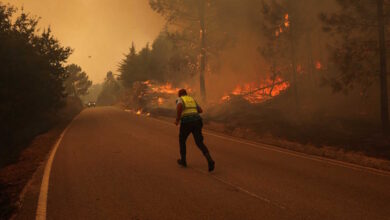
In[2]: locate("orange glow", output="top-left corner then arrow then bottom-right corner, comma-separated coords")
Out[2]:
221,95 -> 231,102
143,81 -> 191,95
315,61 -> 322,70
221,77 -> 290,104
276,13 -> 290,37
152,83 -> 178,94
140,80 -> 192,106
284,14 -> 290,28
158,97 -> 164,105
6,0 -> 165,83
297,64 -> 303,73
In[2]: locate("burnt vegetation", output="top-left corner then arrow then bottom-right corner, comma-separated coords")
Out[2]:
0,0 -> 389,172
116,0 -> 390,159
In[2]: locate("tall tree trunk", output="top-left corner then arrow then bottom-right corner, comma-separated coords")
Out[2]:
199,0 -> 206,102
289,23 -> 299,108
285,2 -> 299,108
72,82 -> 78,97
377,0 -> 389,133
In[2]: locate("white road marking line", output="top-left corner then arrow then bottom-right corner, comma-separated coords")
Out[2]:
36,118 -> 76,220
192,167 -> 286,210
203,131 -> 390,177
147,116 -> 390,177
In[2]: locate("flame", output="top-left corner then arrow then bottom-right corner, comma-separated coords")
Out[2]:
221,95 -> 230,102
221,77 -> 290,104
158,97 -> 164,105
137,80 -> 193,107
151,83 -> 178,94
315,61 -> 322,70
136,110 -> 142,115
276,13 -> 290,37
142,80 -> 192,96
284,13 -> 290,28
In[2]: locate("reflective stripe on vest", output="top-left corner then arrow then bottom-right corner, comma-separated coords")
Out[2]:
180,96 -> 198,117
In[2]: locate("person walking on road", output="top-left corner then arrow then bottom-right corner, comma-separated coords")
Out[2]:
175,89 -> 215,172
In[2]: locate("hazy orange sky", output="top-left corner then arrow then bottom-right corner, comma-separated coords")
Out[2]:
6,0 -> 164,83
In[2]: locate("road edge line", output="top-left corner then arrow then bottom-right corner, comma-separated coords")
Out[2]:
35,117 -> 76,220
147,116 -> 390,177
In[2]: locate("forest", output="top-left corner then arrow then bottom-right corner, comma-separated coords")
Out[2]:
112,0 -> 390,159
1,0 -> 390,219
0,3 -> 92,166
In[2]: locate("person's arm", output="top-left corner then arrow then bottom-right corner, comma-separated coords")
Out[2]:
175,103 -> 183,125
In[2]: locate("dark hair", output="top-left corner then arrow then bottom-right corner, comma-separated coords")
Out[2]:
178,89 -> 187,97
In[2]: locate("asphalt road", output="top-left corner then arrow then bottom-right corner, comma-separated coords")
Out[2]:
34,107 -> 390,219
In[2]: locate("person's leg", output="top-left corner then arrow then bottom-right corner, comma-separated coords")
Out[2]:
192,119 -> 215,171
178,122 -> 191,167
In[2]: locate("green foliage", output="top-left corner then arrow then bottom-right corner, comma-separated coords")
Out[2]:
65,64 -> 92,97
0,3 -> 72,147
119,32 -> 195,87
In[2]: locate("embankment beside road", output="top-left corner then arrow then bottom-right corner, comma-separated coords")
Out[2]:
0,97 -> 83,219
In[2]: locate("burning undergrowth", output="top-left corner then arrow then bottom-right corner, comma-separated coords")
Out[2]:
119,74 -> 389,160
220,76 -> 290,104
120,80 -> 192,116
205,75 -> 390,160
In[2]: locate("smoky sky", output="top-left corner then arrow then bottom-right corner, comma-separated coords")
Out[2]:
6,0 -> 164,83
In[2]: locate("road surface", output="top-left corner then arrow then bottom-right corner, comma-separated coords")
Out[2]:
24,107 -> 390,219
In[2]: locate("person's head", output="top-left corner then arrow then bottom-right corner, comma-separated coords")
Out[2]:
178,89 -> 187,97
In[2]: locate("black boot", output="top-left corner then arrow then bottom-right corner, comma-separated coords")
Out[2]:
204,153 -> 215,172
177,158 -> 187,167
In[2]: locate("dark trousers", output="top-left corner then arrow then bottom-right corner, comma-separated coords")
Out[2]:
179,119 -> 209,161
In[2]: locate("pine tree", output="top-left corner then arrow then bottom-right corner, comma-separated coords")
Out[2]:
65,64 -> 92,98
149,0 -> 233,101
321,0 -> 390,133
259,0 -> 309,107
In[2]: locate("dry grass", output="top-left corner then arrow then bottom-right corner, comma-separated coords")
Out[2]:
204,120 -> 390,172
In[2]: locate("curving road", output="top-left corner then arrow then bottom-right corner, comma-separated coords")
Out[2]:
25,107 -> 390,219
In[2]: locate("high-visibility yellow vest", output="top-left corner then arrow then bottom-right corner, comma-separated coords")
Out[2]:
180,95 -> 198,118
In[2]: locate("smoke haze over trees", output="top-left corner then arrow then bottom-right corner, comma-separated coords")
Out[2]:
65,64 -> 92,98
97,71 -> 121,106
119,32 -> 196,87
144,0 -> 388,127
114,0 -> 390,156
1,0 -> 389,165
321,0 -> 390,132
